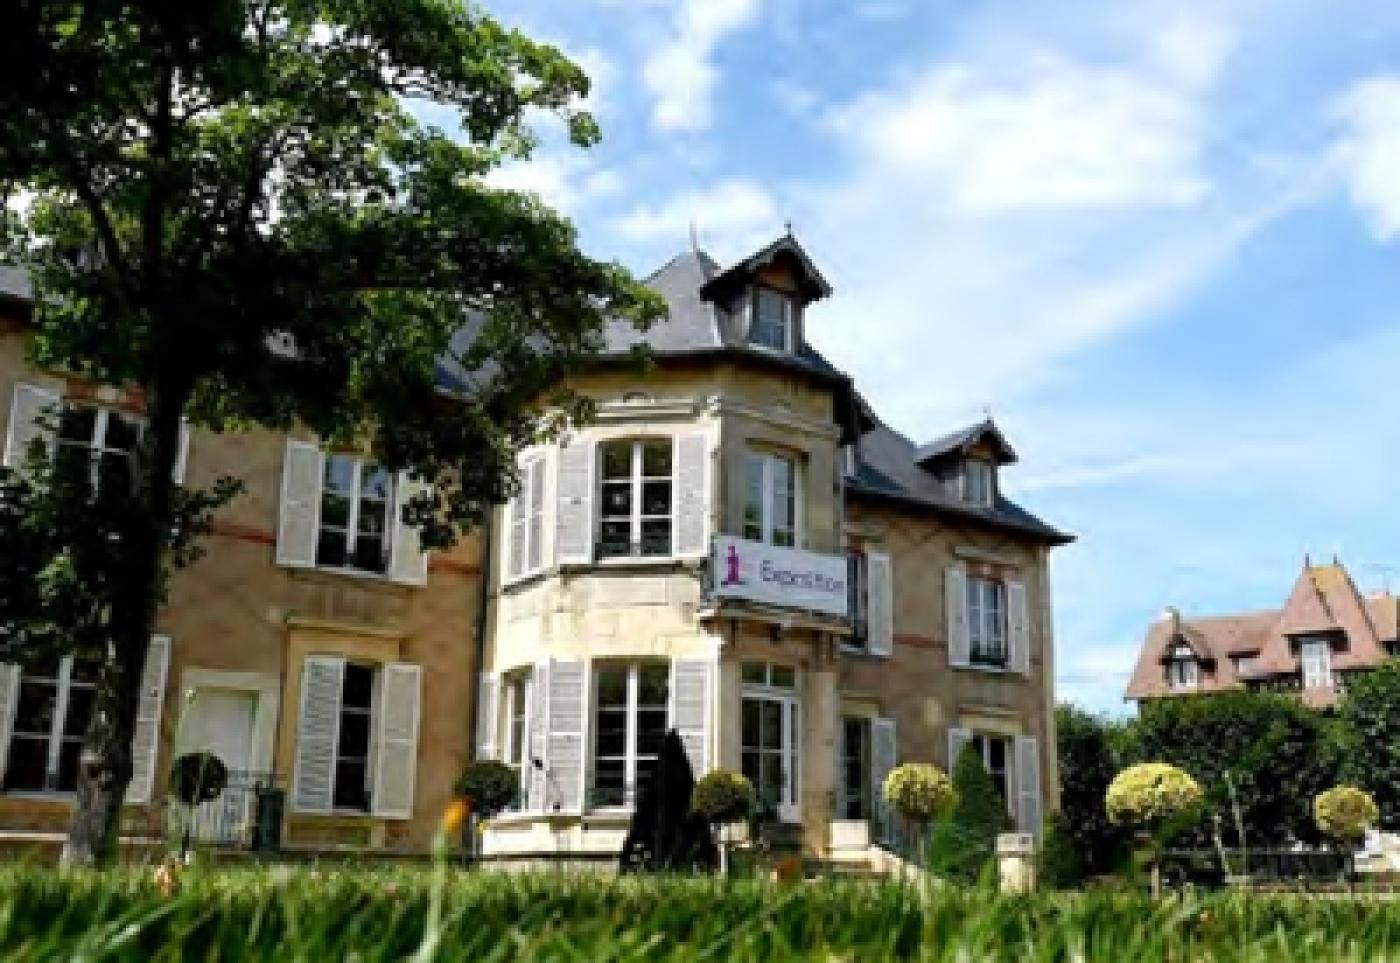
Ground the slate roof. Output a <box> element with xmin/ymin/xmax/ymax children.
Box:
<box><xmin>916</xmin><ymin>419</ymin><xmax>1017</xmax><ymax>466</ymax></box>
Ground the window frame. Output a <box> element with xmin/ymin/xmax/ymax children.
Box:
<box><xmin>316</xmin><ymin>453</ymin><xmax>396</xmax><ymax>577</ymax></box>
<box><xmin>2</xmin><ymin>656</ymin><xmax>97</xmax><ymax>795</ymax></box>
<box><xmin>506</xmin><ymin>454</ymin><xmax>546</xmax><ymax>580</ymax></box>
<box><xmin>970</xmin><ymin>732</ymin><xmax>1013</xmax><ymax>815</ymax></box>
<box><xmin>839</xmin><ymin>716</ymin><xmax>871</xmax><ymax>820</ymax></box>
<box><xmin>331</xmin><ymin>661</ymin><xmax>377</xmax><ymax>813</ymax></box>
<box><xmin>589</xmin><ymin>661</ymin><xmax>670</xmax><ymax>810</ymax></box>
<box><xmin>743</xmin><ymin>449</ymin><xmax>800</xmax><ymax>548</ymax></box>
<box><xmin>741</xmin><ymin>662</ymin><xmax>801</xmax><ymax>822</ymax></box>
<box><xmin>844</xmin><ymin>551</ymin><xmax>870</xmax><ymax>651</ymax></box>
<box><xmin>1300</xmin><ymin>637</ymin><xmax>1333</xmax><ymax>689</ymax></box>
<box><xmin>749</xmin><ymin>285</ymin><xmax>794</xmax><ymax>352</ymax></box>
<box><xmin>501</xmin><ymin>672</ymin><xmax>532</xmax><ymax>811</ymax></box>
<box><xmin>966</xmin><ymin>576</ymin><xmax>1008</xmax><ymax>668</ymax></box>
<box><xmin>55</xmin><ymin>403</ymin><xmax>145</xmax><ymax>495</ymax></box>
<box><xmin>1165</xmin><ymin>643</ymin><xmax>1200</xmax><ymax>690</ymax></box>
<box><xmin>961</xmin><ymin>459</ymin><xmax>996</xmax><ymax>507</ymax></box>
<box><xmin>597</xmin><ymin>438</ymin><xmax>675</xmax><ymax>560</ymax></box>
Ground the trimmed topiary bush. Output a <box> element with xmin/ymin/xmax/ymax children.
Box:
<box><xmin>169</xmin><ymin>752</ymin><xmax>228</xmax><ymax>806</ymax></box>
<box><xmin>1314</xmin><ymin>786</ymin><xmax>1379</xmax><ymax>845</ymax></box>
<box><xmin>1106</xmin><ymin>763</ymin><xmax>1203</xmax><ymax>832</ymax></box>
<box><xmin>883</xmin><ymin>763</ymin><xmax>956</xmax><ymax>825</ymax></box>
<box><xmin>692</xmin><ymin>771</ymin><xmax>755</xmax><ymax>825</ymax></box>
<box><xmin>928</xmin><ymin>745</ymin><xmax>1008</xmax><ymax>884</ymax></box>
<box><xmin>455</xmin><ymin>760</ymin><xmax>518</xmax><ymax>818</ymax></box>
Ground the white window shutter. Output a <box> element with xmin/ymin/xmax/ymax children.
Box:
<box><xmin>1014</xmin><ymin>735</ymin><xmax>1042</xmax><ymax>838</ymax></box>
<box><xmin>0</xmin><ymin>663</ymin><xmax>18</xmax><ymax>786</ymax></box>
<box><xmin>670</xmin><ymin>659</ymin><xmax>712</xmax><ymax>776</ymax></box>
<box><xmin>946</xmin><ymin>564</ymin><xmax>970</xmax><ymax>667</ymax></box>
<box><xmin>526</xmin><ymin>662</ymin><xmax>549</xmax><ymax>811</ymax></box>
<box><xmin>947</xmin><ymin>726</ymin><xmax>972</xmax><ymax>773</ymax></box>
<box><xmin>555</xmin><ymin>440</ymin><xmax>594</xmax><ymax>566</ymax></box>
<box><xmin>871</xmin><ymin>717</ymin><xmax>898</xmax><ymax>844</ymax></box>
<box><xmin>506</xmin><ymin>495</ymin><xmax>526</xmax><ymax>580</ymax></box>
<box><xmin>865</xmin><ymin>551</ymin><xmax>894</xmax><ymax>657</ymax></box>
<box><xmin>3</xmin><ymin>383</ymin><xmax>60</xmax><ymax>469</ymax></box>
<box><xmin>372</xmin><ymin>662</ymin><xmax>422</xmax><ymax>820</ymax></box>
<box><xmin>276</xmin><ymin>440</ymin><xmax>323</xmax><ymax>568</ymax></box>
<box><xmin>125</xmin><ymin>635</ymin><xmax>171</xmax><ymax>804</ymax></box>
<box><xmin>172</xmin><ymin>419</ymin><xmax>191</xmax><ymax>484</ymax></box>
<box><xmin>527</xmin><ymin>457</ymin><xmax>545</xmax><ymax>572</ymax></box>
<box><xmin>389</xmin><ymin>473</ymin><xmax>430</xmax><ymax>586</ymax></box>
<box><xmin>1007</xmin><ymin>579</ymin><xmax>1030</xmax><ymax>675</ymax></box>
<box><xmin>475</xmin><ymin>673</ymin><xmax>498</xmax><ymax>760</ymax></box>
<box><xmin>293</xmin><ymin>655</ymin><xmax>344</xmax><ymax>814</ymax></box>
<box><xmin>672</xmin><ymin>432</ymin><xmax>710</xmax><ymax>558</ymax></box>
<box><xmin>545</xmin><ymin>659</ymin><xmax>586</xmax><ymax>814</ymax></box>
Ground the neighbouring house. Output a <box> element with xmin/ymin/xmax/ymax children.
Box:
<box><xmin>0</xmin><ymin>234</ymin><xmax>1072</xmax><ymax>868</ymax></box>
<box><xmin>1126</xmin><ymin>557</ymin><xmax>1399</xmax><ymax>709</ymax></box>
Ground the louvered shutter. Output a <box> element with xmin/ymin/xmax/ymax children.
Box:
<box><xmin>0</xmin><ymin>664</ymin><xmax>18</xmax><ymax>785</ymax></box>
<box><xmin>125</xmin><ymin>636</ymin><xmax>170</xmax><ymax>804</ymax></box>
<box><xmin>1007</xmin><ymin>580</ymin><xmax>1030</xmax><ymax>675</ymax></box>
<box><xmin>372</xmin><ymin>663</ymin><xmax>422</xmax><ymax>820</ymax></box>
<box><xmin>871</xmin><ymin>717</ymin><xmax>897</xmax><ymax>844</ymax></box>
<box><xmin>865</xmin><ymin>551</ymin><xmax>894</xmax><ymax>657</ymax></box>
<box><xmin>946</xmin><ymin>564</ymin><xmax>970</xmax><ymax>667</ymax></box>
<box><xmin>276</xmin><ymin>440</ymin><xmax>323</xmax><ymax>568</ymax></box>
<box><xmin>475</xmin><ymin>673</ymin><xmax>498</xmax><ymax>759</ymax></box>
<box><xmin>670</xmin><ymin>659</ymin><xmax>712</xmax><ymax>776</ymax></box>
<box><xmin>527</xmin><ymin>662</ymin><xmax>549</xmax><ymax>811</ymax></box>
<box><xmin>172</xmin><ymin>419</ymin><xmax>191</xmax><ymax>484</ymax></box>
<box><xmin>947</xmin><ymin>726</ymin><xmax>972</xmax><ymax>772</ymax></box>
<box><xmin>545</xmin><ymin>659</ymin><xmax>586</xmax><ymax>814</ymax></box>
<box><xmin>555</xmin><ymin>440</ymin><xmax>594</xmax><ymax>565</ymax></box>
<box><xmin>3</xmin><ymin>383</ymin><xmax>60</xmax><ymax>469</ymax></box>
<box><xmin>527</xmin><ymin>457</ymin><xmax>545</xmax><ymax>572</ymax></box>
<box><xmin>672</xmin><ymin>432</ymin><xmax>710</xmax><ymax>558</ymax></box>
<box><xmin>389</xmin><ymin>474</ymin><xmax>430</xmax><ymax>586</ymax></box>
<box><xmin>293</xmin><ymin>656</ymin><xmax>344</xmax><ymax>813</ymax></box>
<box><xmin>1014</xmin><ymin>736</ymin><xmax>1042</xmax><ymax>838</ymax></box>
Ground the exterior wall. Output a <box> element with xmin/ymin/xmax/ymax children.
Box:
<box><xmin>0</xmin><ymin>323</ymin><xmax>482</xmax><ymax>853</ymax></box>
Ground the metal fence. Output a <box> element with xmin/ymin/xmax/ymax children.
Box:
<box><xmin>1159</xmin><ymin>847</ymin><xmax>1352</xmax><ymax>888</ymax></box>
<box><xmin>168</xmin><ymin>770</ymin><xmax>282</xmax><ymax>850</ymax></box>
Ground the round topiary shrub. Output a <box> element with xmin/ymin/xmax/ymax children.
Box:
<box><xmin>883</xmin><ymin>762</ymin><xmax>956</xmax><ymax>824</ymax></box>
<box><xmin>1315</xmin><ymin>786</ymin><xmax>1379</xmax><ymax>844</ymax></box>
<box><xmin>169</xmin><ymin>752</ymin><xmax>228</xmax><ymax>806</ymax></box>
<box><xmin>455</xmin><ymin>760</ymin><xmax>519</xmax><ymax>818</ymax></box>
<box><xmin>1105</xmin><ymin>763</ymin><xmax>1203</xmax><ymax>830</ymax></box>
<box><xmin>692</xmin><ymin>770</ymin><xmax>756</xmax><ymax>825</ymax></box>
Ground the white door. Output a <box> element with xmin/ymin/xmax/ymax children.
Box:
<box><xmin>178</xmin><ymin>688</ymin><xmax>257</xmax><ymax>842</ymax></box>
<box><xmin>741</xmin><ymin>694</ymin><xmax>800</xmax><ymax>822</ymax></box>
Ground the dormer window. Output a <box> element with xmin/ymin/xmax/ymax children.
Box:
<box><xmin>1165</xmin><ymin>643</ymin><xmax>1199</xmax><ymax>690</ymax></box>
<box><xmin>751</xmin><ymin>287</ymin><xmax>794</xmax><ymax>352</ymax></box>
<box><xmin>1300</xmin><ymin>637</ymin><xmax>1333</xmax><ymax>688</ymax></box>
<box><xmin>961</xmin><ymin>459</ymin><xmax>995</xmax><ymax>507</ymax></box>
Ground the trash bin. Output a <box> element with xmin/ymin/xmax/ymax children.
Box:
<box><xmin>251</xmin><ymin>785</ymin><xmax>285</xmax><ymax>853</ymax></box>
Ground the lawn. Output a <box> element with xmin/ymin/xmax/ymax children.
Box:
<box><xmin>1</xmin><ymin>864</ymin><xmax>1399</xmax><ymax>961</ymax></box>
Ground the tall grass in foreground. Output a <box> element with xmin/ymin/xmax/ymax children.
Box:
<box><xmin>0</xmin><ymin>866</ymin><xmax>1398</xmax><ymax>961</ymax></box>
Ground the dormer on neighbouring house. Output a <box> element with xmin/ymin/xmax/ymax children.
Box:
<box><xmin>913</xmin><ymin>420</ymin><xmax>1017</xmax><ymax>509</ymax></box>
<box><xmin>697</xmin><ymin>234</ymin><xmax>832</xmax><ymax>357</ymax></box>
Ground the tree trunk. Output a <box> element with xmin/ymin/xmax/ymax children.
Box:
<box><xmin>62</xmin><ymin>387</ymin><xmax>184</xmax><ymax>866</ymax></box>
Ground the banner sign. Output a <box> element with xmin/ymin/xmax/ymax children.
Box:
<box><xmin>711</xmin><ymin>535</ymin><xmax>850</xmax><ymax>618</ymax></box>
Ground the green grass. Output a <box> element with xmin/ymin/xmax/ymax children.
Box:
<box><xmin>0</xmin><ymin>864</ymin><xmax>1398</xmax><ymax>961</ymax></box>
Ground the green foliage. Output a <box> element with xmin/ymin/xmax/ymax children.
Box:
<box><xmin>882</xmin><ymin>762</ymin><xmax>955</xmax><ymax>825</ymax></box>
<box><xmin>928</xmin><ymin>745</ymin><xmax>1009</xmax><ymax>884</ymax></box>
<box><xmin>619</xmin><ymin>731</ymin><xmax>717</xmax><ymax>873</ymax></box>
<box><xmin>1339</xmin><ymin>660</ymin><xmax>1400</xmax><ymax>825</ymax></box>
<box><xmin>454</xmin><ymin>761</ymin><xmax>517</xmax><ymax>819</ymax></box>
<box><xmin>1124</xmin><ymin>690</ymin><xmax>1341</xmax><ymax>845</ymax></box>
<box><xmin>168</xmin><ymin>752</ymin><xmax>229</xmax><ymax>807</ymax></box>
<box><xmin>692</xmin><ymin>771</ymin><xmax>756</xmax><ymax>825</ymax></box>
<box><xmin>1314</xmin><ymin>786</ymin><xmax>1379</xmax><ymax>844</ymax></box>
<box><xmin>1055</xmin><ymin>705</ymin><xmax>1131</xmax><ymax>877</ymax></box>
<box><xmin>1038</xmin><ymin>811</ymin><xmax>1086</xmax><ymax>889</ymax></box>
<box><xmin>5</xmin><ymin>866</ymin><xmax>1400</xmax><ymax>961</ymax></box>
<box><xmin>1106</xmin><ymin>763</ymin><xmax>1203</xmax><ymax>834</ymax></box>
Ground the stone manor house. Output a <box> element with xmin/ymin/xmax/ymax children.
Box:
<box><xmin>0</xmin><ymin>236</ymin><xmax>1071</xmax><ymax>868</ymax></box>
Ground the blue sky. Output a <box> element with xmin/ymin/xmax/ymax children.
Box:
<box><xmin>463</xmin><ymin>0</ymin><xmax>1400</xmax><ymax>715</ymax></box>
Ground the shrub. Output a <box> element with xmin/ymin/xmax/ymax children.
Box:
<box><xmin>1339</xmin><ymin>661</ymin><xmax>1400</xmax><ymax>825</ymax></box>
<box><xmin>927</xmin><ymin>746</ymin><xmax>1007</xmax><ymax>884</ymax></box>
<box><xmin>619</xmin><ymin>730</ymin><xmax>717</xmax><ymax>873</ymax></box>
<box><xmin>1106</xmin><ymin>763</ymin><xmax>1202</xmax><ymax>832</ymax></box>
<box><xmin>1056</xmin><ymin>705</ymin><xmax>1132</xmax><ymax>875</ymax></box>
<box><xmin>1314</xmin><ymin>786</ymin><xmax>1379</xmax><ymax>845</ymax></box>
<box><xmin>454</xmin><ymin>761</ymin><xmax>518</xmax><ymax>818</ymax></box>
<box><xmin>883</xmin><ymin>763</ymin><xmax>955</xmax><ymax>824</ymax></box>
<box><xmin>169</xmin><ymin>752</ymin><xmax>228</xmax><ymax>806</ymax></box>
<box><xmin>692</xmin><ymin>771</ymin><xmax>755</xmax><ymax>825</ymax></box>
<box><xmin>1038</xmin><ymin>811</ymin><xmax>1086</xmax><ymax>889</ymax></box>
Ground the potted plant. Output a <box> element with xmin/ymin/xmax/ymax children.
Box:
<box><xmin>883</xmin><ymin>762</ymin><xmax>956</xmax><ymax>864</ymax></box>
<box><xmin>692</xmin><ymin>770</ymin><xmax>756</xmax><ymax>875</ymax></box>
<box><xmin>455</xmin><ymin>760</ymin><xmax>519</xmax><ymax>858</ymax></box>
<box><xmin>1105</xmin><ymin>762</ymin><xmax>1203</xmax><ymax>897</ymax></box>
<box><xmin>168</xmin><ymin>751</ymin><xmax>229</xmax><ymax>861</ymax></box>
<box><xmin>1314</xmin><ymin>785</ymin><xmax>1379</xmax><ymax>886</ymax></box>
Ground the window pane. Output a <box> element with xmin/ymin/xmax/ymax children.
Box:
<box><xmin>324</xmin><ymin>455</ymin><xmax>355</xmax><ymax>495</ymax></box>
<box><xmin>761</xmin><ymin>753</ymin><xmax>784</xmax><ymax>803</ymax></box>
<box><xmin>357</xmin><ymin>499</ymin><xmax>388</xmax><ymax>536</ymax></box>
<box><xmin>742</xmin><ymin>699</ymin><xmax>760</xmax><ymax>746</ymax></box>
<box><xmin>595</xmin><ymin>710</ymin><xmax>627</xmax><ymax>757</ymax></box>
<box><xmin>641</xmin><ymin>480</ymin><xmax>672</xmax><ymax>517</ymax></box>
<box><xmin>599</xmin><ymin>520</ymin><xmax>631</xmax><ymax>557</ymax></box>
<box><xmin>741</xmin><ymin>663</ymin><xmax>766</xmax><ymax>686</ymax></box>
<box><xmin>642</xmin><ymin>442</ymin><xmax>672</xmax><ymax>477</ymax></box>
<box><xmin>59</xmin><ymin>407</ymin><xmax>96</xmax><ymax>445</ymax></box>
<box><xmin>62</xmin><ymin>687</ymin><xmax>94</xmax><ymax>738</ymax></box>
<box><xmin>752</xmin><ymin>289</ymin><xmax>790</xmax><ymax>350</ymax></box>
<box><xmin>770</xmin><ymin>665</ymin><xmax>795</xmax><ymax>690</ymax></box>
<box><xmin>595</xmin><ymin>668</ymin><xmax>628</xmax><ymax>708</ymax></box>
<box><xmin>321</xmin><ymin>493</ymin><xmax>350</xmax><ymax>529</ymax></box>
<box><xmin>342</xmin><ymin>664</ymin><xmax>375</xmax><ymax>709</ymax></box>
<box><xmin>601</xmin><ymin>442</ymin><xmax>632</xmax><ymax>480</ymax></box>
<box><xmin>333</xmin><ymin>760</ymin><xmax>370</xmax><ymax>810</ymax></box>
<box><xmin>741</xmin><ymin>750</ymin><xmax>760</xmax><ymax>786</ymax></box>
<box><xmin>593</xmin><ymin>759</ymin><xmax>626</xmax><ymax>797</ymax></box>
<box><xmin>601</xmin><ymin>482</ymin><xmax>632</xmax><ymax>517</ymax></box>
<box><xmin>639</xmin><ymin>519</ymin><xmax>671</xmax><ymax>557</ymax></box>
<box><xmin>2</xmin><ymin>736</ymin><xmax>50</xmax><ymax>791</ymax></box>
<box><xmin>761</xmin><ymin>701</ymin><xmax>782</xmax><ymax>748</ymax></box>
<box><xmin>352</xmin><ymin>535</ymin><xmax>387</xmax><ymax>573</ymax></box>
<box><xmin>97</xmin><ymin>451</ymin><xmax>132</xmax><ymax>496</ymax></box>
<box><xmin>316</xmin><ymin>530</ymin><xmax>348</xmax><ymax>568</ymax></box>
<box><xmin>637</xmin><ymin>665</ymin><xmax>670</xmax><ymax>708</ymax></box>
<box><xmin>103</xmin><ymin>412</ymin><xmax>141</xmax><ymax>452</ymax></box>
<box><xmin>361</xmin><ymin>466</ymin><xmax>392</xmax><ymax>501</ymax></box>
<box><xmin>13</xmin><ymin>679</ymin><xmax>59</xmax><ymax>736</ymax></box>
<box><xmin>636</xmin><ymin>709</ymin><xmax>668</xmax><ymax>757</ymax></box>
<box><xmin>338</xmin><ymin>711</ymin><xmax>371</xmax><ymax>757</ymax></box>
<box><xmin>55</xmin><ymin>740</ymin><xmax>83</xmax><ymax>792</ymax></box>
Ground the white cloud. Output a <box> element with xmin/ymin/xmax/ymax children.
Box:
<box><xmin>484</xmin><ymin>154</ymin><xmax>622</xmax><ymax>215</ymax></box>
<box><xmin>1334</xmin><ymin>75</ymin><xmax>1400</xmax><ymax>241</ymax></box>
<box><xmin>642</xmin><ymin>0</ymin><xmax>761</xmax><ymax>133</ymax></box>
<box><xmin>612</xmin><ymin>178</ymin><xmax>779</xmax><ymax>255</ymax></box>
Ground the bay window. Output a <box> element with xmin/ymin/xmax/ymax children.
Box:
<box><xmin>2</xmin><ymin>656</ymin><xmax>97</xmax><ymax>793</ymax></box>
<box><xmin>967</xmin><ymin>576</ymin><xmax>1008</xmax><ymax>668</ymax></box>
<box><xmin>591</xmin><ymin>662</ymin><xmax>669</xmax><ymax>808</ymax></box>
<box><xmin>743</xmin><ymin>450</ymin><xmax>797</xmax><ymax>547</ymax></box>
<box><xmin>598</xmin><ymin>439</ymin><xmax>673</xmax><ymax>559</ymax></box>
<box><xmin>317</xmin><ymin>454</ymin><xmax>394</xmax><ymax>575</ymax></box>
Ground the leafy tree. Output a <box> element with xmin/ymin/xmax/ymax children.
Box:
<box><xmin>1056</xmin><ymin>705</ymin><xmax>1131</xmax><ymax>876</ymax></box>
<box><xmin>928</xmin><ymin>744</ymin><xmax>1008</xmax><ymax>883</ymax></box>
<box><xmin>0</xmin><ymin>0</ymin><xmax>660</xmax><ymax>864</ymax></box>
<box><xmin>1124</xmin><ymin>691</ymin><xmax>1341</xmax><ymax>845</ymax></box>
<box><xmin>1339</xmin><ymin>661</ymin><xmax>1400</xmax><ymax>825</ymax></box>
<box><xmin>619</xmin><ymin>730</ymin><xmax>717</xmax><ymax>874</ymax></box>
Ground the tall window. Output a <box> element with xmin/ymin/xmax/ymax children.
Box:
<box><xmin>741</xmin><ymin>662</ymin><xmax>799</xmax><ymax>821</ymax></box>
<box><xmin>598</xmin><ymin>439</ymin><xmax>673</xmax><ymax>559</ymax></box>
<box><xmin>970</xmin><ymin>733</ymin><xmax>1011</xmax><ymax>812</ymax></box>
<box><xmin>839</xmin><ymin>717</ymin><xmax>870</xmax><ymax>820</ymax></box>
<box><xmin>743</xmin><ymin>450</ymin><xmax>797</xmax><ymax>547</ymax></box>
<box><xmin>56</xmin><ymin>405</ymin><xmax>143</xmax><ymax>497</ymax></box>
<box><xmin>508</xmin><ymin>456</ymin><xmax>545</xmax><ymax>578</ymax></box>
<box><xmin>1300</xmin><ymin>638</ymin><xmax>1333</xmax><ymax>689</ymax></box>
<box><xmin>750</xmin><ymin>287</ymin><xmax>793</xmax><ymax>351</ymax></box>
<box><xmin>591</xmin><ymin>663</ymin><xmax>669</xmax><ymax>808</ymax></box>
<box><xmin>3</xmin><ymin>657</ymin><xmax>98</xmax><ymax>793</ymax></box>
<box><xmin>332</xmin><ymin>662</ymin><xmax>375</xmax><ymax>811</ymax></box>
<box><xmin>1165</xmin><ymin>643</ymin><xmax>1200</xmax><ymax>690</ymax></box>
<box><xmin>317</xmin><ymin>454</ymin><xmax>393</xmax><ymax>575</ymax></box>
<box><xmin>967</xmin><ymin>577</ymin><xmax>1007</xmax><ymax>667</ymax></box>
<box><xmin>961</xmin><ymin>460</ymin><xmax>995</xmax><ymax>506</ymax></box>
<box><xmin>502</xmin><ymin>673</ymin><xmax>531</xmax><ymax>810</ymax></box>
<box><xmin>846</xmin><ymin>552</ymin><xmax>870</xmax><ymax>649</ymax></box>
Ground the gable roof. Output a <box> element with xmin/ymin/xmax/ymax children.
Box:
<box><xmin>698</xmin><ymin>234</ymin><xmax>832</xmax><ymax>302</ymax></box>
<box><xmin>916</xmin><ymin>419</ymin><xmax>1018</xmax><ymax>467</ymax></box>
<box><xmin>1254</xmin><ymin>561</ymin><xmax>1387</xmax><ymax>674</ymax></box>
